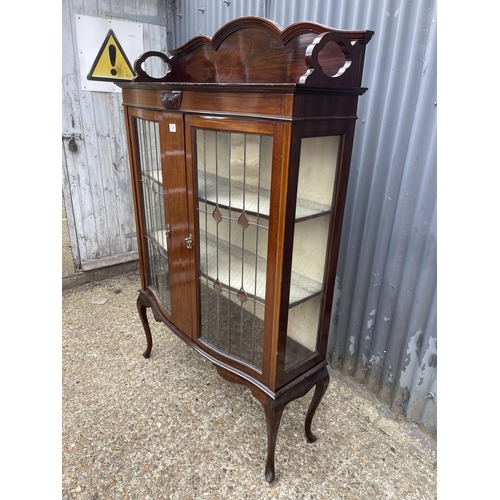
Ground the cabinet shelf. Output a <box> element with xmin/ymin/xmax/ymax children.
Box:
<box><xmin>198</xmin><ymin>172</ymin><xmax>331</xmax><ymax>222</ymax></box>
<box><xmin>142</xmin><ymin>170</ymin><xmax>331</xmax><ymax>222</ymax></box>
<box><xmin>150</xmin><ymin>229</ymin><xmax>321</xmax><ymax>307</ymax></box>
<box><xmin>198</xmin><ymin>230</ymin><xmax>322</xmax><ymax>308</ymax></box>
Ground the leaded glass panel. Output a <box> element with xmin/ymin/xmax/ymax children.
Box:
<box><xmin>195</xmin><ymin>130</ymin><xmax>273</xmax><ymax>371</ymax></box>
<box><xmin>135</xmin><ymin>118</ymin><xmax>171</xmax><ymax>312</ymax></box>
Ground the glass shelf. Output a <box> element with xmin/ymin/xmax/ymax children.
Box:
<box><xmin>138</xmin><ymin>170</ymin><xmax>332</xmax><ymax>223</ymax></box>
<box><xmin>148</xmin><ymin>229</ymin><xmax>322</xmax><ymax>308</ymax></box>
<box><xmin>198</xmin><ymin>172</ymin><xmax>331</xmax><ymax>222</ymax></box>
<box><xmin>198</xmin><ymin>230</ymin><xmax>322</xmax><ymax>308</ymax></box>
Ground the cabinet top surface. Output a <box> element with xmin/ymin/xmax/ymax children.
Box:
<box><xmin>118</xmin><ymin>17</ymin><xmax>373</xmax><ymax>91</ymax></box>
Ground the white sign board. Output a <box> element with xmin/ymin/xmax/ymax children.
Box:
<box><xmin>75</xmin><ymin>15</ymin><xmax>143</xmax><ymax>92</ymax></box>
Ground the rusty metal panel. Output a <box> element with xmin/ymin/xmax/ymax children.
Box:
<box><xmin>172</xmin><ymin>0</ymin><xmax>438</xmax><ymax>431</ymax></box>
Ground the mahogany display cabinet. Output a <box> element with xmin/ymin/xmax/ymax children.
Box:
<box><xmin>118</xmin><ymin>17</ymin><xmax>373</xmax><ymax>482</ymax></box>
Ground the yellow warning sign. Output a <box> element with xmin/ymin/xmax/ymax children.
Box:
<box><xmin>87</xmin><ymin>30</ymin><xmax>135</xmax><ymax>82</ymax></box>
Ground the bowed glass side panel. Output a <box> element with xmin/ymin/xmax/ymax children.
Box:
<box><xmin>284</xmin><ymin>136</ymin><xmax>340</xmax><ymax>372</ymax></box>
<box><xmin>195</xmin><ymin>130</ymin><xmax>273</xmax><ymax>372</ymax></box>
<box><xmin>134</xmin><ymin>118</ymin><xmax>171</xmax><ymax>312</ymax></box>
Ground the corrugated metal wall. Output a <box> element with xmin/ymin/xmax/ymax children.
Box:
<box><xmin>172</xmin><ymin>0</ymin><xmax>437</xmax><ymax>430</ymax></box>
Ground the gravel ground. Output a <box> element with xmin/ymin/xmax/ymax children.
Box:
<box><xmin>62</xmin><ymin>271</ymin><xmax>437</xmax><ymax>499</ymax></box>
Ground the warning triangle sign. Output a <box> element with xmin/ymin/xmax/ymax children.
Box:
<box><xmin>87</xmin><ymin>29</ymin><xmax>135</xmax><ymax>82</ymax></box>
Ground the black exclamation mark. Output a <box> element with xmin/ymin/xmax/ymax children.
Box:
<box><xmin>109</xmin><ymin>44</ymin><xmax>117</xmax><ymax>76</ymax></box>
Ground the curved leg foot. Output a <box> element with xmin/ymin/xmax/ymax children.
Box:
<box><xmin>264</xmin><ymin>397</ymin><xmax>285</xmax><ymax>482</ymax></box>
<box><xmin>137</xmin><ymin>293</ymin><xmax>153</xmax><ymax>358</ymax></box>
<box><xmin>305</xmin><ymin>367</ymin><xmax>329</xmax><ymax>443</ymax></box>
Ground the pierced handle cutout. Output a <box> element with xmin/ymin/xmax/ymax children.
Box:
<box><xmin>133</xmin><ymin>51</ymin><xmax>172</xmax><ymax>82</ymax></box>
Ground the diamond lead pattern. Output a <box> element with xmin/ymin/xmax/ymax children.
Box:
<box><xmin>213</xmin><ymin>279</ymin><xmax>222</xmax><ymax>293</ymax></box>
<box><xmin>237</xmin><ymin>287</ymin><xmax>248</xmax><ymax>303</ymax></box>
<box><xmin>212</xmin><ymin>206</ymin><xmax>223</xmax><ymax>223</ymax></box>
<box><xmin>238</xmin><ymin>211</ymin><xmax>249</xmax><ymax>229</ymax></box>
<box><xmin>195</xmin><ymin>130</ymin><xmax>273</xmax><ymax>370</ymax></box>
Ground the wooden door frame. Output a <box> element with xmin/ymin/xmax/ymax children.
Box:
<box><xmin>184</xmin><ymin>113</ymin><xmax>287</xmax><ymax>388</ymax></box>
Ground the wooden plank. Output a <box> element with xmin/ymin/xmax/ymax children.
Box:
<box><xmin>63</xmin><ymin>0</ymin><xmax>99</xmax><ymax>264</ymax></box>
<box><xmin>62</xmin><ymin>0</ymin><xmax>167</xmax><ymax>269</ymax></box>
<box><xmin>148</xmin><ymin>1</ymin><xmax>168</xmax><ymax>76</ymax></box>
<box><xmin>93</xmin><ymin>91</ymin><xmax>123</xmax><ymax>255</ymax></box>
<box><xmin>117</xmin><ymin>94</ymin><xmax>138</xmax><ymax>254</ymax></box>
<box><xmin>62</xmin><ymin>0</ymin><xmax>83</xmax><ymax>269</ymax></box>
<box><xmin>109</xmin><ymin>91</ymin><xmax>137</xmax><ymax>254</ymax></box>
<box><xmin>72</xmin><ymin>0</ymin><xmax>103</xmax><ymax>262</ymax></box>
<box><xmin>83</xmin><ymin>0</ymin><xmax>98</xmax><ymax>17</ymax></box>
<box><xmin>61</xmin><ymin>144</ymin><xmax>81</xmax><ymax>268</ymax></box>
<box><xmin>81</xmin><ymin>250</ymin><xmax>139</xmax><ymax>271</ymax></box>
<box><xmin>112</xmin><ymin>0</ymin><xmax>138</xmax><ymax>255</ymax></box>
<box><xmin>97</xmin><ymin>0</ymin><xmax>113</xmax><ymax>17</ymax></box>
<box><xmin>109</xmin><ymin>0</ymin><xmax>125</xmax><ymax>15</ymax></box>
<box><xmin>79</xmin><ymin>1</ymin><xmax>114</xmax><ymax>260</ymax></box>
<box><xmin>137</xmin><ymin>0</ymin><xmax>150</xmax><ymax>54</ymax></box>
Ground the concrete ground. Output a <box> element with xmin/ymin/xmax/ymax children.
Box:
<box><xmin>62</xmin><ymin>271</ymin><xmax>437</xmax><ymax>500</ymax></box>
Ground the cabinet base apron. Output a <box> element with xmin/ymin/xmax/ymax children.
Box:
<box><xmin>136</xmin><ymin>288</ymin><xmax>330</xmax><ymax>482</ymax></box>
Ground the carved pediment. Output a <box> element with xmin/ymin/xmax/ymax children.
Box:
<box><xmin>132</xmin><ymin>17</ymin><xmax>373</xmax><ymax>89</ymax></box>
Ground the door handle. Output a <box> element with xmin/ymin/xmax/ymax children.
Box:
<box><xmin>185</xmin><ymin>234</ymin><xmax>193</xmax><ymax>249</ymax></box>
<box><xmin>165</xmin><ymin>224</ymin><xmax>171</xmax><ymax>239</ymax></box>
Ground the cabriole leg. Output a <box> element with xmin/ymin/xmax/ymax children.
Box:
<box><xmin>137</xmin><ymin>293</ymin><xmax>153</xmax><ymax>358</ymax></box>
<box><xmin>263</xmin><ymin>397</ymin><xmax>285</xmax><ymax>483</ymax></box>
<box><xmin>304</xmin><ymin>366</ymin><xmax>330</xmax><ymax>443</ymax></box>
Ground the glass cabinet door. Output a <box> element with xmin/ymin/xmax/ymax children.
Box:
<box><xmin>284</xmin><ymin>135</ymin><xmax>341</xmax><ymax>372</ymax></box>
<box><xmin>134</xmin><ymin>116</ymin><xmax>172</xmax><ymax>313</ymax></box>
<box><xmin>194</xmin><ymin>128</ymin><xmax>273</xmax><ymax>372</ymax></box>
